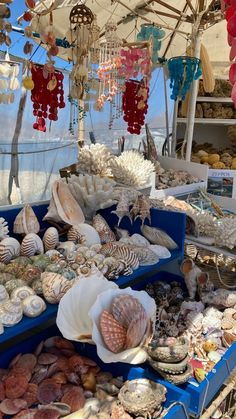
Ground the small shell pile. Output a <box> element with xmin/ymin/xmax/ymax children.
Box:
<box><xmin>155</xmin><ymin>165</ymin><xmax>200</xmax><ymax>189</ymax></box>
<box><xmin>0</xmin><ymin>336</ymin><xmax>167</xmax><ymax>418</ymax></box>
<box><xmin>99</xmin><ymin>294</ymin><xmax>149</xmax><ymax>353</ymax></box>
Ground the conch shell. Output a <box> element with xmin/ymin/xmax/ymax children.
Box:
<box><xmin>0</xmin><ymin>237</ymin><xmax>20</xmax><ymax>263</ymax></box>
<box><xmin>13</xmin><ymin>205</ymin><xmax>40</xmax><ymax>235</ymax></box>
<box><xmin>43</xmin><ymin>180</ymin><xmax>85</xmax><ymax>225</ymax></box>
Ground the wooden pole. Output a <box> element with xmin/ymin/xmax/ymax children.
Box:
<box><xmin>78</xmin><ymin>99</ymin><xmax>85</xmax><ymax>149</ymax></box>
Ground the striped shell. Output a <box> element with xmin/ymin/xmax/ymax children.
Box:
<box><xmin>141</xmin><ymin>224</ymin><xmax>178</xmax><ymax>250</ymax></box>
<box><xmin>100</xmin><ymin>310</ymin><xmax>126</xmax><ymax>353</ymax></box>
<box><xmin>20</xmin><ymin>234</ymin><xmax>44</xmax><ymax>257</ymax></box>
<box><xmin>111</xmin><ymin>294</ymin><xmax>146</xmax><ymax>329</ymax></box>
<box><xmin>41</xmin><ymin>272</ymin><xmax>73</xmax><ymax>304</ymax></box>
<box><xmin>126</xmin><ymin>311</ymin><xmax>148</xmax><ymax>349</ymax></box>
<box><xmin>13</xmin><ymin>205</ymin><xmax>40</xmax><ymax>235</ymax></box>
<box><xmin>92</xmin><ymin>214</ymin><xmax>116</xmax><ymax>244</ymax></box>
<box><xmin>11</xmin><ymin>285</ymin><xmax>35</xmax><ymax>301</ymax></box>
<box><xmin>100</xmin><ymin>243</ymin><xmax>139</xmax><ymax>270</ymax></box>
<box><xmin>0</xmin><ymin>237</ymin><xmax>20</xmax><ymax>263</ymax></box>
<box><xmin>22</xmin><ymin>295</ymin><xmax>46</xmax><ymax>317</ymax></box>
<box><xmin>43</xmin><ymin>227</ymin><xmax>59</xmax><ymax>251</ymax></box>
<box><xmin>67</xmin><ymin>226</ymin><xmax>86</xmax><ymax>244</ymax></box>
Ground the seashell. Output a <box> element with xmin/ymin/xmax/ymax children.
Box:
<box><xmin>56</xmin><ymin>275</ymin><xmax>118</xmax><ymax>342</ymax></box>
<box><xmin>77</xmin><ymin>264</ymin><xmax>92</xmax><ymax>277</ymax></box>
<box><xmin>11</xmin><ymin>285</ymin><xmax>35</xmax><ymax>300</ymax></box>
<box><xmin>92</xmin><ymin>254</ymin><xmax>105</xmax><ymax>264</ymax></box>
<box><xmin>0</xmin><ymin>272</ymin><xmax>14</xmax><ymax>286</ymax></box>
<box><xmin>41</xmin><ymin>272</ymin><xmax>74</xmax><ymax>304</ymax></box>
<box><xmin>202</xmin><ymin>340</ymin><xmax>218</xmax><ymax>353</ymax></box>
<box><xmin>5</xmin><ymin>279</ymin><xmax>27</xmax><ymax>294</ymax></box>
<box><xmin>21</xmin><ymin>233</ymin><xmax>44</xmax><ymax>257</ymax></box>
<box><xmin>43</xmin><ymin>180</ymin><xmax>85</xmax><ymax>225</ymax></box>
<box><xmin>0</xmin><ymin>297</ymin><xmax>23</xmax><ymax>326</ymax></box>
<box><xmin>69</xmin><ymin>224</ymin><xmax>101</xmax><ymax>247</ymax></box>
<box><xmin>126</xmin><ymin>311</ymin><xmax>148</xmax><ymax>349</ymax></box>
<box><xmin>31</xmin><ymin>278</ymin><xmax>43</xmax><ymax>295</ymax></box>
<box><xmin>100</xmin><ymin>243</ymin><xmax>139</xmax><ymax>270</ymax></box>
<box><xmin>0</xmin><ymin>217</ymin><xmax>9</xmax><ymax>240</ymax></box>
<box><xmin>149</xmin><ymin>245</ymin><xmax>171</xmax><ymax>259</ymax></box>
<box><xmin>43</xmin><ymin>227</ymin><xmax>59</xmax><ymax>251</ymax></box>
<box><xmin>90</xmin><ymin>244</ymin><xmax>102</xmax><ymax>253</ymax></box>
<box><xmin>111</xmin><ymin>294</ymin><xmax>146</xmax><ymax>328</ymax></box>
<box><xmin>67</xmin><ymin>225</ymin><xmax>86</xmax><ymax>244</ymax></box>
<box><xmin>38</xmin><ymin>402</ymin><xmax>71</xmax><ymax>416</ymax></box>
<box><xmin>129</xmin><ymin>246</ymin><xmax>159</xmax><ymax>266</ymax></box>
<box><xmin>61</xmin><ymin>387</ymin><xmax>86</xmax><ymax>412</ymax></box>
<box><xmin>5</xmin><ymin>374</ymin><xmax>28</xmax><ymax>398</ymax></box>
<box><xmin>84</xmin><ymin>249</ymin><xmax>97</xmax><ymax>259</ymax></box>
<box><xmin>31</xmin><ymin>254</ymin><xmax>50</xmax><ymax>270</ymax></box>
<box><xmin>0</xmin><ymin>237</ymin><xmax>20</xmax><ymax>263</ymax></box>
<box><xmin>222</xmin><ymin>331</ymin><xmax>236</xmax><ymax>348</ymax></box>
<box><xmin>22</xmin><ymin>265</ymin><xmax>42</xmax><ymax>285</ymax></box>
<box><xmin>0</xmin><ymin>399</ymin><xmax>27</xmax><ymax>415</ymax></box>
<box><xmin>0</xmin><ymin>284</ymin><xmax>9</xmax><ymax>303</ymax></box>
<box><xmin>37</xmin><ymin>380</ymin><xmax>62</xmax><ymax>404</ymax></box>
<box><xmin>74</xmin><ymin>254</ymin><xmax>86</xmax><ymax>265</ymax></box>
<box><xmin>13</xmin><ymin>205</ymin><xmax>40</xmax><ymax>235</ymax></box>
<box><xmin>131</xmin><ymin>195</ymin><xmax>151</xmax><ymax>224</ymax></box>
<box><xmin>221</xmin><ymin>317</ymin><xmax>236</xmax><ymax>330</ymax></box>
<box><xmin>4</xmin><ymin>262</ymin><xmax>25</xmax><ymax>278</ymax></box>
<box><xmin>100</xmin><ymin>310</ymin><xmax>126</xmax><ymax>353</ymax></box>
<box><xmin>118</xmin><ymin>379</ymin><xmax>166</xmax><ymax>416</ymax></box>
<box><xmin>141</xmin><ymin>224</ymin><xmax>178</xmax><ymax>250</ymax></box>
<box><xmin>147</xmin><ymin>337</ymin><xmax>188</xmax><ymax>363</ymax></box>
<box><xmin>57</xmin><ymin>241</ymin><xmax>76</xmax><ymax>258</ymax></box>
<box><xmin>76</xmin><ymin>245</ymin><xmax>89</xmax><ymax>255</ymax></box>
<box><xmin>22</xmin><ymin>295</ymin><xmax>46</xmax><ymax>317</ymax></box>
<box><xmin>92</xmin><ymin>214</ymin><xmax>116</xmax><ymax>244</ymax></box>
<box><xmin>181</xmin><ymin>259</ymin><xmax>201</xmax><ymax>300</ymax></box>
<box><xmin>111</xmin><ymin>192</ymin><xmax>132</xmax><ymax>226</ymax></box>
<box><xmin>14</xmin><ymin>256</ymin><xmax>32</xmax><ymax>266</ymax></box>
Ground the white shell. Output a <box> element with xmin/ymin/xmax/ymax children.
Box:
<box><xmin>90</xmin><ymin>244</ymin><xmax>102</xmax><ymax>253</ymax></box>
<box><xmin>41</xmin><ymin>272</ymin><xmax>74</xmax><ymax>304</ymax></box>
<box><xmin>20</xmin><ymin>233</ymin><xmax>44</xmax><ymax>257</ymax></box>
<box><xmin>0</xmin><ymin>297</ymin><xmax>23</xmax><ymax>326</ymax></box>
<box><xmin>22</xmin><ymin>295</ymin><xmax>46</xmax><ymax>317</ymax></box>
<box><xmin>43</xmin><ymin>180</ymin><xmax>85</xmax><ymax>225</ymax></box>
<box><xmin>43</xmin><ymin>227</ymin><xmax>59</xmax><ymax>251</ymax></box>
<box><xmin>71</xmin><ymin>224</ymin><xmax>101</xmax><ymax>246</ymax></box>
<box><xmin>57</xmin><ymin>241</ymin><xmax>76</xmax><ymax>258</ymax></box>
<box><xmin>11</xmin><ymin>286</ymin><xmax>35</xmax><ymax>301</ymax></box>
<box><xmin>9</xmin><ymin>77</ymin><xmax>20</xmax><ymax>90</ymax></box>
<box><xmin>89</xmin><ymin>287</ymin><xmax>156</xmax><ymax>364</ymax></box>
<box><xmin>56</xmin><ymin>273</ymin><xmax>118</xmax><ymax>342</ymax></box>
<box><xmin>149</xmin><ymin>245</ymin><xmax>171</xmax><ymax>259</ymax></box>
<box><xmin>0</xmin><ymin>217</ymin><xmax>9</xmax><ymax>240</ymax></box>
<box><xmin>0</xmin><ymin>285</ymin><xmax>9</xmax><ymax>303</ymax></box>
<box><xmin>0</xmin><ymin>321</ymin><xmax>3</xmax><ymax>335</ymax></box>
<box><xmin>13</xmin><ymin>205</ymin><xmax>40</xmax><ymax>235</ymax></box>
<box><xmin>0</xmin><ymin>237</ymin><xmax>20</xmax><ymax>263</ymax></box>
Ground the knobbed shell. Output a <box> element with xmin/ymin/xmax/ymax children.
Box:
<box><xmin>42</xmin><ymin>272</ymin><xmax>74</xmax><ymax>304</ymax></box>
<box><xmin>0</xmin><ymin>237</ymin><xmax>20</xmax><ymax>263</ymax></box>
<box><xmin>13</xmin><ymin>205</ymin><xmax>40</xmax><ymax>235</ymax></box>
<box><xmin>22</xmin><ymin>295</ymin><xmax>46</xmax><ymax>317</ymax></box>
<box><xmin>43</xmin><ymin>227</ymin><xmax>59</xmax><ymax>251</ymax></box>
<box><xmin>21</xmin><ymin>233</ymin><xmax>44</xmax><ymax>257</ymax></box>
<box><xmin>11</xmin><ymin>285</ymin><xmax>35</xmax><ymax>301</ymax></box>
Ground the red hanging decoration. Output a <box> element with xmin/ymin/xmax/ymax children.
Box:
<box><xmin>122</xmin><ymin>80</ymin><xmax>149</xmax><ymax>135</ymax></box>
<box><xmin>30</xmin><ymin>64</ymin><xmax>65</xmax><ymax>132</ymax></box>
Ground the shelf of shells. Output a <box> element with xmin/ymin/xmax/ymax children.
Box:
<box><xmin>0</xmin><ymin>177</ymin><xmax>185</xmax><ymax>343</ymax></box>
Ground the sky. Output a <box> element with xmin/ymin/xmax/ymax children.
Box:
<box><xmin>0</xmin><ymin>1</ymin><xmax>174</xmax><ymax>144</ymax></box>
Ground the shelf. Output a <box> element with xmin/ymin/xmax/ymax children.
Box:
<box><xmin>185</xmin><ymin>236</ymin><xmax>236</xmax><ymax>260</ymax></box>
<box><xmin>177</xmin><ymin>118</ymin><xmax>236</xmax><ymax>125</ymax></box>
<box><xmin>196</xmin><ymin>97</ymin><xmax>233</xmax><ymax>103</ymax></box>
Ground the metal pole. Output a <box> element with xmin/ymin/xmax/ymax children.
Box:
<box><xmin>163</xmin><ymin>64</ymin><xmax>170</xmax><ymax>156</ymax></box>
<box><xmin>184</xmin><ymin>29</ymin><xmax>203</xmax><ymax>161</ymax></box>
<box><xmin>171</xmin><ymin>98</ymin><xmax>179</xmax><ymax>157</ymax></box>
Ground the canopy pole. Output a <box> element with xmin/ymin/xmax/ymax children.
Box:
<box><xmin>184</xmin><ymin>28</ymin><xmax>203</xmax><ymax>161</ymax></box>
<box><xmin>163</xmin><ymin>64</ymin><xmax>170</xmax><ymax>156</ymax></box>
<box><xmin>78</xmin><ymin>99</ymin><xmax>85</xmax><ymax>149</ymax></box>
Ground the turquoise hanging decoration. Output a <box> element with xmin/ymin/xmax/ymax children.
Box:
<box><xmin>137</xmin><ymin>24</ymin><xmax>165</xmax><ymax>64</ymax></box>
<box><xmin>167</xmin><ymin>56</ymin><xmax>202</xmax><ymax>101</ymax></box>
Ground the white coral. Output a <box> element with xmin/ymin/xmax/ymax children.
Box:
<box><xmin>77</xmin><ymin>143</ymin><xmax>113</xmax><ymax>177</ymax></box>
<box><xmin>66</xmin><ymin>174</ymin><xmax>117</xmax><ymax>220</ymax></box>
<box><xmin>110</xmin><ymin>151</ymin><xmax>155</xmax><ymax>187</ymax></box>
<box><xmin>214</xmin><ymin>217</ymin><xmax>236</xmax><ymax>249</ymax></box>
<box><xmin>0</xmin><ymin>218</ymin><xmax>9</xmax><ymax>241</ymax></box>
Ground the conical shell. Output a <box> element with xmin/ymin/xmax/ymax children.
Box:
<box><xmin>43</xmin><ymin>180</ymin><xmax>85</xmax><ymax>226</ymax></box>
<box><xmin>141</xmin><ymin>224</ymin><xmax>178</xmax><ymax>250</ymax></box>
<box><xmin>111</xmin><ymin>294</ymin><xmax>146</xmax><ymax>328</ymax></box>
<box><xmin>0</xmin><ymin>237</ymin><xmax>20</xmax><ymax>263</ymax></box>
<box><xmin>22</xmin><ymin>295</ymin><xmax>46</xmax><ymax>317</ymax></box>
<box><xmin>100</xmin><ymin>310</ymin><xmax>126</xmax><ymax>353</ymax></box>
<box><xmin>41</xmin><ymin>272</ymin><xmax>73</xmax><ymax>304</ymax></box>
<box><xmin>126</xmin><ymin>311</ymin><xmax>148</xmax><ymax>349</ymax></box>
<box><xmin>13</xmin><ymin>205</ymin><xmax>40</xmax><ymax>235</ymax></box>
<box><xmin>43</xmin><ymin>227</ymin><xmax>59</xmax><ymax>251</ymax></box>
<box><xmin>20</xmin><ymin>233</ymin><xmax>44</xmax><ymax>257</ymax></box>
<box><xmin>92</xmin><ymin>214</ymin><xmax>116</xmax><ymax>244</ymax></box>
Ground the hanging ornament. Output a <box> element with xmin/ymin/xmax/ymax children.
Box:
<box><xmin>0</xmin><ymin>0</ymin><xmax>12</xmax><ymax>47</ymax></box>
<box><xmin>30</xmin><ymin>63</ymin><xmax>65</xmax><ymax>132</ymax></box>
<box><xmin>69</xmin><ymin>3</ymin><xmax>94</xmax><ymax>26</ymax></box>
<box><xmin>23</xmin><ymin>41</ymin><xmax>34</xmax><ymax>55</ymax></box>
<box><xmin>119</xmin><ymin>47</ymin><xmax>151</xmax><ymax>80</ymax></box>
<box><xmin>137</xmin><ymin>24</ymin><xmax>165</xmax><ymax>64</ymax></box>
<box><xmin>167</xmin><ymin>56</ymin><xmax>202</xmax><ymax>101</ymax></box>
<box><xmin>122</xmin><ymin>79</ymin><xmax>149</xmax><ymax>135</ymax></box>
<box><xmin>0</xmin><ymin>53</ymin><xmax>20</xmax><ymax>105</ymax></box>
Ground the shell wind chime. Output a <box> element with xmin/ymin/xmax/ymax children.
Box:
<box><xmin>0</xmin><ymin>0</ymin><xmax>12</xmax><ymax>47</ymax></box>
<box><xmin>0</xmin><ymin>52</ymin><xmax>20</xmax><ymax>105</ymax></box>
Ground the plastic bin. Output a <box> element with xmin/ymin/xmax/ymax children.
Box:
<box><xmin>0</xmin><ymin>324</ymin><xmax>190</xmax><ymax>419</ymax></box>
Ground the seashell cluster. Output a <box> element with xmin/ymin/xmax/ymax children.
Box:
<box><xmin>0</xmin><ymin>217</ymin><xmax>9</xmax><ymax>240</ymax></box>
<box><xmin>77</xmin><ymin>143</ymin><xmax>113</xmax><ymax>177</ymax></box>
<box><xmin>110</xmin><ymin>150</ymin><xmax>155</xmax><ymax>187</ymax></box>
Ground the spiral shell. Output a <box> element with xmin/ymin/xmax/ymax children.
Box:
<box><xmin>41</xmin><ymin>272</ymin><xmax>74</xmax><ymax>304</ymax></box>
<box><xmin>11</xmin><ymin>285</ymin><xmax>35</xmax><ymax>301</ymax></box>
<box><xmin>0</xmin><ymin>297</ymin><xmax>23</xmax><ymax>326</ymax></box>
<box><xmin>0</xmin><ymin>237</ymin><xmax>20</xmax><ymax>263</ymax></box>
<box><xmin>20</xmin><ymin>234</ymin><xmax>44</xmax><ymax>257</ymax></box>
<box><xmin>100</xmin><ymin>243</ymin><xmax>139</xmax><ymax>270</ymax></box>
<box><xmin>43</xmin><ymin>227</ymin><xmax>59</xmax><ymax>251</ymax></box>
<box><xmin>22</xmin><ymin>295</ymin><xmax>46</xmax><ymax>317</ymax></box>
<box><xmin>67</xmin><ymin>226</ymin><xmax>86</xmax><ymax>244</ymax></box>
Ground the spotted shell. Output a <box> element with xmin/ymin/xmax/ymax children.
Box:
<box><xmin>21</xmin><ymin>234</ymin><xmax>44</xmax><ymax>257</ymax></box>
<box><xmin>111</xmin><ymin>294</ymin><xmax>146</xmax><ymax>329</ymax></box>
<box><xmin>22</xmin><ymin>295</ymin><xmax>46</xmax><ymax>317</ymax></box>
<box><xmin>100</xmin><ymin>310</ymin><xmax>126</xmax><ymax>353</ymax></box>
<box><xmin>100</xmin><ymin>243</ymin><xmax>139</xmax><ymax>270</ymax></box>
<box><xmin>41</xmin><ymin>272</ymin><xmax>74</xmax><ymax>304</ymax></box>
<box><xmin>92</xmin><ymin>214</ymin><xmax>116</xmax><ymax>244</ymax></box>
<box><xmin>11</xmin><ymin>285</ymin><xmax>35</xmax><ymax>301</ymax></box>
<box><xmin>0</xmin><ymin>237</ymin><xmax>20</xmax><ymax>263</ymax></box>
<box><xmin>43</xmin><ymin>227</ymin><xmax>59</xmax><ymax>252</ymax></box>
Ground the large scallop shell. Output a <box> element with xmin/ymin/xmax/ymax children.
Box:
<box><xmin>43</xmin><ymin>180</ymin><xmax>85</xmax><ymax>225</ymax></box>
<box><xmin>20</xmin><ymin>233</ymin><xmax>44</xmax><ymax>257</ymax></box>
<box><xmin>43</xmin><ymin>227</ymin><xmax>59</xmax><ymax>251</ymax></box>
<box><xmin>68</xmin><ymin>224</ymin><xmax>101</xmax><ymax>247</ymax></box>
<box><xmin>92</xmin><ymin>214</ymin><xmax>116</xmax><ymax>244</ymax></box>
<box><xmin>41</xmin><ymin>272</ymin><xmax>73</xmax><ymax>304</ymax></box>
<box><xmin>11</xmin><ymin>285</ymin><xmax>35</xmax><ymax>301</ymax></box>
<box><xmin>22</xmin><ymin>295</ymin><xmax>46</xmax><ymax>317</ymax></box>
<box><xmin>111</xmin><ymin>294</ymin><xmax>146</xmax><ymax>328</ymax></box>
<box><xmin>0</xmin><ymin>237</ymin><xmax>20</xmax><ymax>263</ymax></box>
<box><xmin>56</xmin><ymin>275</ymin><xmax>118</xmax><ymax>342</ymax></box>
<box><xmin>126</xmin><ymin>311</ymin><xmax>148</xmax><ymax>349</ymax></box>
<box><xmin>100</xmin><ymin>310</ymin><xmax>126</xmax><ymax>353</ymax></box>
<box><xmin>13</xmin><ymin>205</ymin><xmax>40</xmax><ymax>235</ymax></box>
<box><xmin>141</xmin><ymin>224</ymin><xmax>178</xmax><ymax>250</ymax></box>
<box><xmin>89</xmin><ymin>287</ymin><xmax>156</xmax><ymax>364</ymax></box>
<box><xmin>100</xmin><ymin>243</ymin><xmax>139</xmax><ymax>270</ymax></box>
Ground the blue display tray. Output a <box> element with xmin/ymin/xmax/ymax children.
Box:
<box><xmin>131</xmin><ymin>270</ymin><xmax>236</xmax><ymax>417</ymax></box>
<box><xmin>0</xmin><ymin>324</ymin><xmax>190</xmax><ymax>419</ymax></box>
